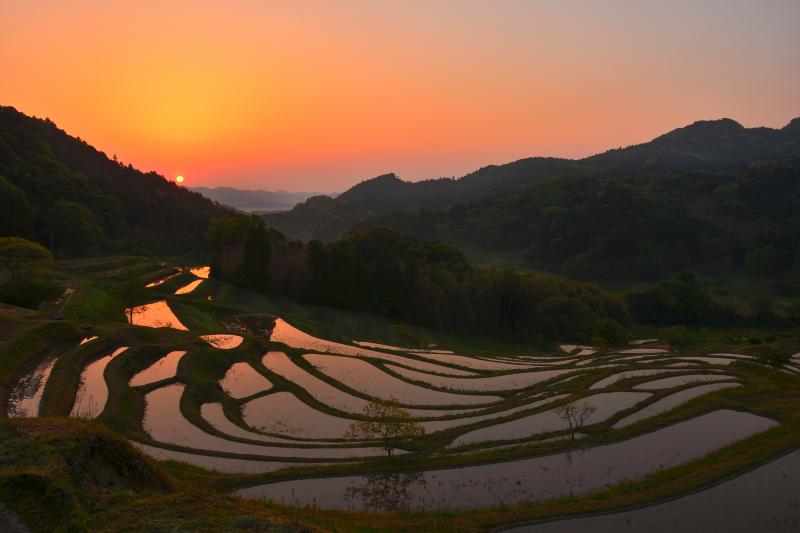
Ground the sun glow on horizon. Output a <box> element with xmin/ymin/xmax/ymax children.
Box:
<box><xmin>175</xmin><ymin>175</ymin><xmax>184</xmax><ymax>184</ymax></box>
<box><xmin>1</xmin><ymin>1</ymin><xmax>798</xmax><ymax>191</ymax></box>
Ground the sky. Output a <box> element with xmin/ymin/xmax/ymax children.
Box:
<box><xmin>1</xmin><ymin>0</ymin><xmax>799</xmax><ymax>192</ymax></box>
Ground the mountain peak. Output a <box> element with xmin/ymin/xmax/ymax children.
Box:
<box><xmin>367</xmin><ymin>173</ymin><xmax>401</xmax><ymax>183</ymax></box>
<box><xmin>679</xmin><ymin>117</ymin><xmax>744</xmax><ymax>134</ymax></box>
<box><xmin>783</xmin><ymin>117</ymin><xmax>800</xmax><ymax>132</ymax></box>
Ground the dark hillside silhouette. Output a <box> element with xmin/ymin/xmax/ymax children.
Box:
<box><xmin>0</xmin><ymin>106</ymin><xmax>231</xmax><ymax>256</ymax></box>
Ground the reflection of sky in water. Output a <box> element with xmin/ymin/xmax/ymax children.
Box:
<box><xmin>7</xmin><ymin>355</ymin><xmax>60</xmax><ymax>417</ymax></box>
<box><xmin>200</xmin><ymin>334</ymin><xmax>243</xmax><ymax>349</ymax></box>
<box><xmin>189</xmin><ymin>266</ymin><xmax>210</xmax><ymax>279</ymax></box>
<box><xmin>239</xmin><ymin>410</ymin><xmax>777</xmax><ymax>511</ymax></box>
<box><xmin>145</xmin><ymin>272</ymin><xmax>180</xmax><ymax>287</ymax></box>
<box><xmin>451</xmin><ymin>391</ymin><xmax>650</xmax><ymax>447</ymax></box>
<box><xmin>614</xmin><ymin>383</ymin><xmax>741</xmax><ymax>429</ymax></box>
<box><xmin>219</xmin><ymin>362</ymin><xmax>272</xmax><ymax>398</ymax></box>
<box><xmin>174</xmin><ymin>279</ymin><xmax>204</xmax><ymax>295</ymax></box>
<box><xmin>70</xmin><ymin>347</ymin><xmax>129</xmax><ymax>419</ymax></box>
<box><xmin>129</xmin><ymin>351</ymin><xmax>187</xmax><ymax>387</ymax></box>
<box><xmin>142</xmin><ymin>384</ymin><xmax>389</xmax><ymax>459</ymax></box>
<box><xmin>127</xmin><ymin>301</ymin><xmax>188</xmax><ymax>330</ymax></box>
<box><xmin>306</xmin><ymin>353</ymin><xmax>502</xmax><ymax>406</ymax></box>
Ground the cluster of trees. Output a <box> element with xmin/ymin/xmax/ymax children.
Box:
<box><xmin>0</xmin><ymin>237</ymin><xmax>60</xmax><ymax>307</ymax></box>
<box><xmin>208</xmin><ymin>217</ymin><xmax>631</xmax><ymax>342</ymax></box>
<box><xmin>264</xmin><ymin>118</ymin><xmax>800</xmax><ymax>284</ymax></box>
<box><xmin>0</xmin><ymin>106</ymin><xmax>230</xmax><ymax>257</ymax></box>
<box><xmin>625</xmin><ymin>274</ymin><xmax>735</xmax><ymax>326</ymax></box>
<box><xmin>356</xmin><ymin>160</ymin><xmax>800</xmax><ymax>282</ymax></box>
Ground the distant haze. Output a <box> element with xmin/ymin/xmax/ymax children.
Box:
<box><xmin>1</xmin><ymin>1</ymin><xmax>798</xmax><ymax>192</ymax></box>
<box><xmin>191</xmin><ymin>187</ymin><xmax>322</xmax><ymax>213</ymax></box>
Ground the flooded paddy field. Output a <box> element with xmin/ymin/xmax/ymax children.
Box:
<box><xmin>507</xmin><ymin>447</ymin><xmax>800</xmax><ymax>533</ymax></box>
<box><xmin>239</xmin><ymin>410</ymin><xmax>776</xmax><ymax>510</ymax></box>
<box><xmin>4</xmin><ymin>259</ymin><xmax>798</xmax><ymax>525</ymax></box>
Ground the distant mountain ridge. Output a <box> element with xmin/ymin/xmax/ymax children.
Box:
<box><xmin>263</xmin><ymin>117</ymin><xmax>800</xmax><ymax>242</ymax></box>
<box><xmin>192</xmin><ymin>186</ymin><xmax>322</xmax><ymax>212</ymax></box>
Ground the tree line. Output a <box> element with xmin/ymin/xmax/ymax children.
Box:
<box><xmin>208</xmin><ymin>216</ymin><xmax>632</xmax><ymax>343</ymax></box>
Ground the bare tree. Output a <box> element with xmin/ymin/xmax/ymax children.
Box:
<box><xmin>555</xmin><ymin>400</ymin><xmax>597</xmax><ymax>441</ymax></box>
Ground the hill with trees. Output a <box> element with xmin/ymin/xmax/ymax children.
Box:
<box><xmin>208</xmin><ymin>218</ymin><xmax>632</xmax><ymax>343</ymax></box>
<box><xmin>0</xmin><ymin>106</ymin><xmax>231</xmax><ymax>257</ymax></box>
<box><xmin>264</xmin><ymin>118</ymin><xmax>800</xmax><ymax>282</ymax></box>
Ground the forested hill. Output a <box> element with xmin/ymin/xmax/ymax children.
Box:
<box><xmin>0</xmin><ymin>106</ymin><xmax>231</xmax><ymax>256</ymax></box>
<box><xmin>263</xmin><ymin>118</ymin><xmax>800</xmax><ymax>243</ymax></box>
<box><xmin>263</xmin><ymin>158</ymin><xmax>583</xmax><ymax>241</ymax></box>
<box><xmin>585</xmin><ymin>117</ymin><xmax>800</xmax><ymax>175</ymax></box>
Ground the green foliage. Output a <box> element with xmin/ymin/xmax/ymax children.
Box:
<box><xmin>43</xmin><ymin>199</ymin><xmax>103</xmax><ymax>255</ymax></box>
<box><xmin>0</xmin><ymin>236</ymin><xmax>53</xmax><ymax>278</ymax></box>
<box><xmin>663</xmin><ymin>326</ymin><xmax>700</xmax><ymax>349</ymax></box>
<box><xmin>755</xmin><ymin>347</ymin><xmax>792</xmax><ymax>369</ymax></box>
<box><xmin>207</xmin><ymin>214</ymin><xmax>271</xmax><ymax>290</ymax></box>
<box><xmin>0</xmin><ymin>237</ymin><xmax>59</xmax><ymax>307</ymax></box>
<box><xmin>537</xmin><ymin>297</ymin><xmax>598</xmax><ymax>342</ymax></box>
<box><xmin>118</xmin><ymin>268</ymin><xmax>145</xmax><ymax>323</ymax></box>
<box><xmin>594</xmin><ymin>318</ymin><xmax>629</xmax><ymax>346</ymax></box>
<box><xmin>0</xmin><ymin>175</ymin><xmax>33</xmax><ymax>237</ymax></box>
<box><xmin>264</xmin><ymin>120</ymin><xmax>800</xmax><ymax>282</ymax></box>
<box><xmin>345</xmin><ymin>399</ymin><xmax>425</xmax><ymax>456</ymax></box>
<box><xmin>746</xmin><ymin>246</ymin><xmax>780</xmax><ymax>276</ymax></box>
<box><xmin>210</xmin><ymin>226</ymin><xmax>629</xmax><ymax>341</ymax></box>
<box><xmin>625</xmin><ymin>277</ymin><xmax>733</xmax><ymax>326</ymax></box>
<box><xmin>749</xmin><ymin>295</ymin><xmax>775</xmax><ymax>319</ymax></box>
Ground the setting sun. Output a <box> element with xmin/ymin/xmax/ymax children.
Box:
<box><xmin>175</xmin><ymin>175</ymin><xmax>184</xmax><ymax>184</ymax></box>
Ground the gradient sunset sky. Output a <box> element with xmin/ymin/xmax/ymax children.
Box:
<box><xmin>2</xmin><ymin>0</ymin><xmax>799</xmax><ymax>192</ymax></box>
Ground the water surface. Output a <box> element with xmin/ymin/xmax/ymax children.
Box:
<box><xmin>142</xmin><ymin>384</ymin><xmax>393</xmax><ymax>459</ymax></box>
<box><xmin>200</xmin><ymin>334</ymin><xmax>244</xmax><ymax>349</ymax></box>
<box><xmin>133</xmin><ymin>441</ymin><xmax>292</xmax><ymax>474</ymax></box>
<box><xmin>386</xmin><ymin>364</ymin><xmax>576</xmax><ymax>392</ymax></box>
<box><xmin>189</xmin><ymin>266</ymin><xmax>211</xmax><ymax>279</ymax></box>
<box><xmin>129</xmin><ymin>351</ymin><xmax>187</xmax><ymax>387</ymax></box>
<box><xmin>219</xmin><ymin>362</ymin><xmax>272</xmax><ymax>398</ymax></box>
<box><xmin>613</xmin><ymin>383</ymin><xmax>741</xmax><ymax>429</ymax></box>
<box><xmin>126</xmin><ymin>301</ymin><xmax>188</xmax><ymax>330</ymax></box>
<box><xmin>451</xmin><ymin>392</ymin><xmax>650</xmax><ymax>447</ymax></box>
<box><xmin>505</xmin><ymin>442</ymin><xmax>800</xmax><ymax>533</ymax></box>
<box><xmin>174</xmin><ymin>279</ymin><xmax>204</xmax><ymax>295</ymax></box>
<box><xmin>272</xmin><ymin>319</ymin><xmax>474</xmax><ymax>375</ymax></box>
<box><xmin>306</xmin><ymin>354</ymin><xmax>502</xmax><ymax>406</ymax></box>
<box><xmin>70</xmin><ymin>347</ymin><xmax>129</xmax><ymax>418</ymax></box>
<box><xmin>7</xmin><ymin>355</ymin><xmax>60</xmax><ymax>417</ymax></box>
<box><xmin>634</xmin><ymin>374</ymin><xmax>734</xmax><ymax>390</ymax></box>
<box><xmin>238</xmin><ymin>410</ymin><xmax>776</xmax><ymax>511</ymax></box>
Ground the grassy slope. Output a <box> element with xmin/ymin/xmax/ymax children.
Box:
<box><xmin>0</xmin><ymin>418</ymin><xmax>317</xmax><ymax>533</ymax></box>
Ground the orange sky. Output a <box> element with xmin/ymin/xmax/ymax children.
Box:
<box><xmin>2</xmin><ymin>1</ymin><xmax>799</xmax><ymax>192</ymax></box>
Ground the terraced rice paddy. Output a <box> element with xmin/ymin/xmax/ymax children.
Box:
<box><xmin>239</xmin><ymin>410</ymin><xmax>777</xmax><ymax>511</ymax></box>
<box><xmin>7</xmin><ymin>354</ymin><xmax>60</xmax><ymax>417</ymax></box>
<box><xmin>129</xmin><ymin>350</ymin><xmax>187</xmax><ymax>387</ymax></box>
<box><xmin>5</xmin><ymin>266</ymin><xmax>793</xmax><ymax>514</ymax></box>
<box><xmin>71</xmin><ymin>347</ymin><xmax>129</xmax><ymax>418</ymax></box>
